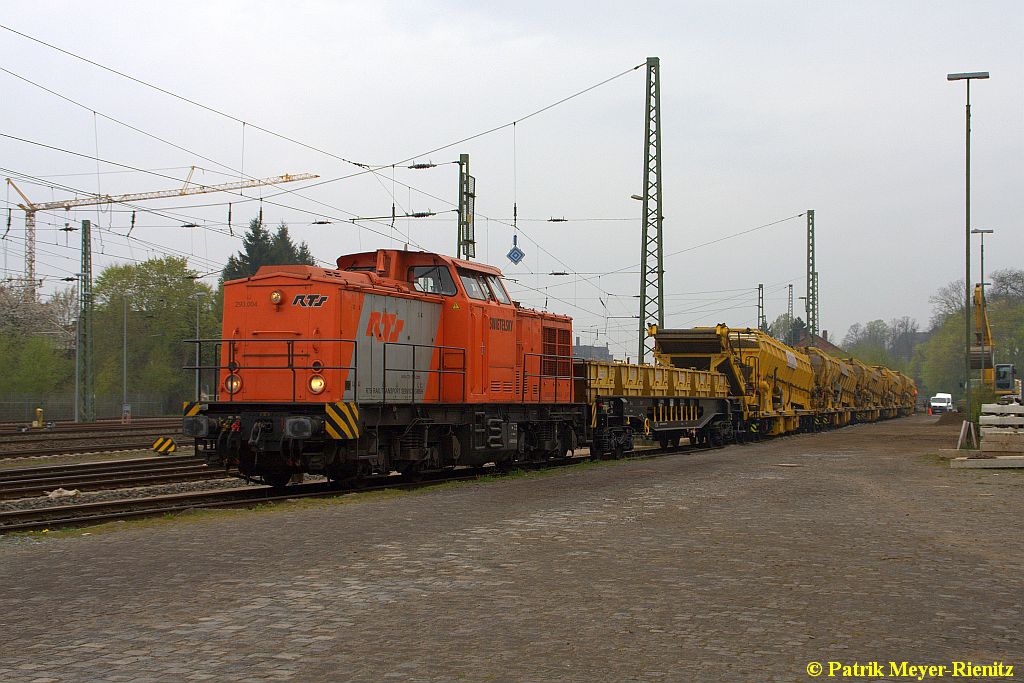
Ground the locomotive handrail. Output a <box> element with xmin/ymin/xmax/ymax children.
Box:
<box><xmin>520</xmin><ymin>352</ymin><xmax>573</xmax><ymax>403</ymax></box>
<box><xmin>380</xmin><ymin>342</ymin><xmax>466</xmax><ymax>404</ymax></box>
<box><xmin>184</xmin><ymin>337</ymin><xmax>358</xmax><ymax>403</ymax></box>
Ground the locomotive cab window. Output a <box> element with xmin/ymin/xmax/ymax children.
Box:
<box><xmin>485</xmin><ymin>275</ymin><xmax>511</xmax><ymax>304</ymax></box>
<box><xmin>458</xmin><ymin>269</ymin><xmax>490</xmax><ymax>301</ymax></box>
<box><xmin>409</xmin><ymin>265</ymin><xmax>457</xmax><ymax>296</ymax></box>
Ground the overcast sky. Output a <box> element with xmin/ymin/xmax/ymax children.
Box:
<box><xmin>1</xmin><ymin>1</ymin><xmax>1021</xmax><ymax>358</ymax></box>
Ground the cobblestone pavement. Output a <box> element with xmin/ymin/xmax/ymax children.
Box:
<box><xmin>1</xmin><ymin>415</ymin><xmax>1021</xmax><ymax>682</ymax></box>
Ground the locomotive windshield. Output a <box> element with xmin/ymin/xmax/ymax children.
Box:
<box><xmin>458</xmin><ymin>269</ymin><xmax>511</xmax><ymax>303</ymax></box>
<box><xmin>485</xmin><ymin>275</ymin><xmax>511</xmax><ymax>304</ymax></box>
<box><xmin>409</xmin><ymin>265</ymin><xmax>457</xmax><ymax>296</ymax></box>
<box><xmin>459</xmin><ymin>270</ymin><xmax>490</xmax><ymax>300</ymax></box>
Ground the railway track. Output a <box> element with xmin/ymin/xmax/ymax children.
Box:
<box><xmin>0</xmin><ymin>417</ymin><xmax>180</xmax><ymax>437</ymax></box>
<box><xmin>0</xmin><ymin>442</ymin><xmax>185</xmax><ymax>460</ymax></box>
<box><xmin>1</xmin><ymin>429</ymin><xmax>182</xmax><ymax>445</ymax></box>
<box><xmin>0</xmin><ymin>441</ymin><xmax>719</xmax><ymax>534</ymax></box>
<box><xmin>0</xmin><ymin>456</ymin><xmax>222</xmax><ymax>501</ymax></box>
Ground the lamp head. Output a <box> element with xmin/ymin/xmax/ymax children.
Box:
<box><xmin>947</xmin><ymin>72</ymin><xmax>990</xmax><ymax>81</ymax></box>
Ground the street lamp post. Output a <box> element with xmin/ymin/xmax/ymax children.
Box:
<box><xmin>194</xmin><ymin>292</ymin><xmax>207</xmax><ymax>401</ymax></box>
<box><xmin>123</xmin><ymin>296</ymin><xmax>128</xmax><ymax>409</ymax></box>
<box><xmin>972</xmin><ymin>228</ymin><xmax>994</xmax><ymax>391</ymax></box>
<box><xmin>947</xmin><ymin>70</ymin><xmax>989</xmax><ymax>427</ymax></box>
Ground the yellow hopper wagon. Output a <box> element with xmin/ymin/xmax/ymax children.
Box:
<box><xmin>654</xmin><ymin>325</ymin><xmax>814</xmax><ymax>438</ymax></box>
<box><xmin>846</xmin><ymin>359</ymin><xmax>884</xmax><ymax>422</ymax></box>
<box><xmin>803</xmin><ymin>347</ymin><xmax>857</xmax><ymax>428</ymax></box>
<box><xmin>895</xmin><ymin>372</ymin><xmax>917</xmax><ymax>416</ymax></box>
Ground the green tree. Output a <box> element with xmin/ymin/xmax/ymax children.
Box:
<box><xmin>0</xmin><ymin>332</ymin><xmax>71</xmax><ymax>394</ymax></box>
<box><xmin>222</xmin><ymin>218</ymin><xmax>316</xmax><ymax>282</ymax></box>
<box><xmin>93</xmin><ymin>257</ymin><xmax>218</xmax><ymax>409</ymax></box>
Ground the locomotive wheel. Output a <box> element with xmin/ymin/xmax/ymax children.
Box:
<box><xmin>495</xmin><ymin>457</ymin><xmax>517</xmax><ymax>473</ymax></box>
<box><xmin>262</xmin><ymin>469</ymin><xmax>292</xmax><ymax>489</ymax></box>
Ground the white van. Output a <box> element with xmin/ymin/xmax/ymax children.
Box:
<box><xmin>929</xmin><ymin>393</ymin><xmax>954</xmax><ymax>414</ymax></box>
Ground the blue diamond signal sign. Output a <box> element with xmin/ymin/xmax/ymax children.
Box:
<box><xmin>507</xmin><ymin>244</ymin><xmax>525</xmax><ymax>265</ymax></box>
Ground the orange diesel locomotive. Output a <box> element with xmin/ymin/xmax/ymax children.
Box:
<box><xmin>184</xmin><ymin>249</ymin><xmax>586</xmax><ymax>486</ymax></box>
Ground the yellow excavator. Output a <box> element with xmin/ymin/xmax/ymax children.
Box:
<box><xmin>972</xmin><ymin>283</ymin><xmax>1018</xmax><ymax>399</ymax></box>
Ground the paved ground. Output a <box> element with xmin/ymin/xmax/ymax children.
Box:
<box><xmin>1</xmin><ymin>415</ymin><xmax>1021</xmax><ymax>682</ymax></box>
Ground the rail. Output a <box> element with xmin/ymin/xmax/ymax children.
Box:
<box><xmin>185</xmin><ymin>337</ymin><xmax>466</xmax><ymax>404</ymax></box>
<box><xmin>185</xmin><ymin>337</ymin><xmax>357</xmax><ymax>403</ymax></box>
<box><xmin>381</xmin><ymin>342</ymin><xmax>466</xmax><ymax>404</ymax></box>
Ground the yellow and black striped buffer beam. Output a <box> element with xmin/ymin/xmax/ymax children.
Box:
<box><xmin>325</xmin><ymin>402</ymin><xmax>360</xmax><ymax>440</ymax></box>
<box><xmin>182</xmin><ymin>401</ymin><xmax>204</xmax><ymax>417</ymax></box>
<box><xmin>152</xmin><ymin>437</ymin><xmax>177</xmax><ymax>454</ymax></box>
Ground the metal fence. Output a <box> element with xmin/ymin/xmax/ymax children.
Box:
<box><xmin>0</xmin><ymin>393</ymin><xmax>178</xmax><ymax>422</ymax></box>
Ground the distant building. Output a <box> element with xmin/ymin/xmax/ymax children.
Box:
<box><xmin>573</xmin><ymin>336</ymin><xmax>612</xmax><ymax>361</ymax></box>
<box><xmin>792</xmin><ymin>329</ymin><xmax>846</xmax><ymax>356</ymax></box>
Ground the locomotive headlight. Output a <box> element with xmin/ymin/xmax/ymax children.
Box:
<box><xmin>270</xmin><ymin>289</ymin><xmax>283</xmax><ymax>305</ymax></box>
<box><xmin>224</xmin><ymin>374</ymin><xmax>243</xmax><ymax>394</ymax></box>
<box><xmin>308</xmin><ymin>374</ymin><xmax>326</xmax><ymax>394</ymax></box>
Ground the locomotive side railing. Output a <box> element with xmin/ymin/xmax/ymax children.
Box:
<box><xmin>380</xmin><ymin>342</ymin><xmax>466</xmax><ymax>404</ymax></box>
<box><xmin>520</xmin><ymin>352</ymin><xmax>573</xmax><ymax>403</ymax></box>
<box><xmin>184</xmin><ymin>337</ymin><xmax>357</xmax><ymax>403</ymax></box>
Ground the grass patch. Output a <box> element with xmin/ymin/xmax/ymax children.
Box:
<box><xmin>919</xmin><ymin>452</ymin><xmax>951</xmax><ymax>468</ymax></box>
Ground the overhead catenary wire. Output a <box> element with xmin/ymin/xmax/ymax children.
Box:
<box><xmin>1</xmin><ymin>23</ymin><xmax>806</xmax><ymax>344</ymax></box>
<box><xmin>0</xmin><ymin>140</ymin><xmax>428</xmax><ymax>253</ymax></box>
<box><xmin>0</xmin><ymin>25</ymin><xmax>642</xmax><ymax>194</ymax></box>
<box><xmin>0</xmin><ymin>54</ymin><xmax>642</xmax><ymax>297</ymax></box>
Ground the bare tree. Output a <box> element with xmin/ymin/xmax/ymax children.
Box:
<box><xmin>929</xmin><ymin>278</ymin><xmax>965</xmax><ymax>327</ymax></box>
<box><xmin>887</xmin><ymin>316</ymin><xmax>920</xmax><ymax>363</ymax></box>
<box><xmin>843</xmin><ymin>323</ymin><xmax>863</xmax><ymax>348</ymax></box>
<box><xmin>990</xmin><ymin>268</ymin><xmax>1024</xmax><ymax>301</ymax></box>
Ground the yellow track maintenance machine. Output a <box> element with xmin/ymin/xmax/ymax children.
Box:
<box><xmin>654</xmin><ymin>325</ymin><xmax>814</xmax><ymax>438</ymax></box>
<box><xmin>802</xmin><ymin>346</ymin><xmax>857</xmax><ymax>428</ymax></box>
<box><xmin>895</xmin><ymin>372</ymin><xmax>918</xmax><ymax>416</ymax></box>
<box><xmin>972</xmin><ymin>283</ymin><xmax>1018</xmax><ymax>400</ymax></box>
<box><xmin>845</xmin><ymin>358</ymin><xmax>885</xmax><ymax>422</ymax></box>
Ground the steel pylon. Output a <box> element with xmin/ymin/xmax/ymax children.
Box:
<box><xmin>638</xmin><ymin>57</ymin><xmax>664</xmax><ymax>363</ymax></box>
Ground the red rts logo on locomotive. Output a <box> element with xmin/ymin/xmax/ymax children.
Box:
<box><xmin>292</xmin><ymin>294</ymin><xmax>329</xmax><ymax>307</ymax></box>
<box><xmin>365</xmin><ymin>311</ymin><xmax>405</xmax><ymax>342</ymax></box>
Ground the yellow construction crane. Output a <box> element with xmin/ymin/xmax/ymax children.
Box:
<box><xmin>5</xmin><ymin>169</ymin><xmax>319</xmax><ymax>299</ymax></box>
<box><xmin>973</xmin><ymin>283</ymin><xmax>994</xmax><ymax>386</ymax></box>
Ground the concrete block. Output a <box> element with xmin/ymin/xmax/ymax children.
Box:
<box><xmin>981</xmin><ymin>443</ymin><xmax>1024</xmax><ymax>453</ymax></box>
<box><xmin>979</xmin><ymin>415</ymin><xmax>1024</xmax><ymax>426</ymax></box>
<box><xmin>980</xmin><ymin>431</ymin><xmax>1024</xmax><ymax>443</ymax></box>
<box><xmin>950</xmin><ymin>455</ymin><xmax>1024</xmax><ymax>469</ymax></box>
<box><xmin>981</xmin><ymin>403</ymin><xmax>1024</xmax><ymax>415</ymax></box>
<box><xmin>980</xmin><ymin>426</ymin><xmax>1024</xmax><ymax>437</ymax></box>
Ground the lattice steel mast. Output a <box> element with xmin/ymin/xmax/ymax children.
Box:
<box><xmin>787</xmin><ymin>284</ymin><xmax>794</xmax><ymax>343</ymax></box>
<box><xmin>757</xmin><ymin>283</ymin><xmax>766</xmax><ymax>331</ymax></box>
<box><xmin>638</xmin><ymin>57</ymin><xmax>664</xmax><ymax>363</ymax></box>
<box><xmin>457</xmin><ymin>154</ymin><xmax>476</xmax><ymax>259</ymax></box>
<box><xmin>77</xmin><ymin>219</ymin><xmax>94</xmax><ymax>422</ymax></box>
<box><xmin>805</xmin><ymin>209</ymin><xmax>819</xmax><ymax>339</ymax></box>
